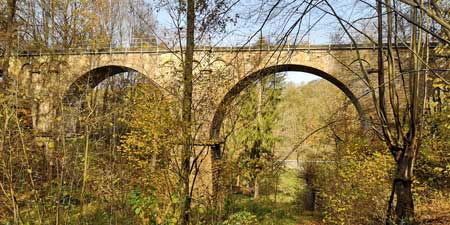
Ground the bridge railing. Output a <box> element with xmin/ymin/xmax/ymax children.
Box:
<box><xmin>277</xmin><ymin>160</ymin><xmax>340</xmax><ymax>170</ymax></box>
<box><xmin>14</xmin><ymin>38</ymin><xmax>421</xmax><ymax>56</ymax></box>
<box><xmin>63</xmin><ymin>38</ymin><xmax>162</xmax><ymax>53</ymax></box>
<box><xmin>14</xmin><ymin>38</ymin><xmax>163</xmax><ymax>56</ymax></box>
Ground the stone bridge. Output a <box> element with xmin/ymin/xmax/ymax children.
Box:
<box><xmin>3</xmin><ymin>44</ymin><xmax>407</xmax><ymax>149</ymax></box>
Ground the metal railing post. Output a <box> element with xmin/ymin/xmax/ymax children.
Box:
<box><xmin>157</xmin><ymin>38</ymin><xmax>159</xmax><ymax>53</ymax></box>
<box><xmin>16</xmin><ymin>33</ymin><xmax>19</xmax><ymax>55</ymax></box>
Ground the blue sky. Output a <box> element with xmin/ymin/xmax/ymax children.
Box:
<box><xmin>153</xmin><ymin>0</ymin><xmax>373</xmax><ymax>45</ymax></box>
<box><xmin>153</xmin><ymin>0</ymin><xmax>374</xmax><ymax>85</ymax></box>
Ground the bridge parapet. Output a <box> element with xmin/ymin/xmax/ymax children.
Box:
<box><xmin>14</xmin><ymin>42</ymin><xmax>396</xmax><ymax>56</ymax></box>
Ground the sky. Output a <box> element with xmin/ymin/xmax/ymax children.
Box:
<box><xmin>284</xmin><ymin>72</ymin><xmax>321</xmax><ymax>85</ymax></box>
<box><xmin>153</xmin><ymin>0</ymin><xmax>373</xmax><ymax>45</ymax></box>
<box><xmin>152</xmin><ymin>0</ymin><xmax>372</xmax><ymax>85</ymax></box>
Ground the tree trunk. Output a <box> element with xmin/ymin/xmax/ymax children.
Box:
<box><xmin>211</xmin><ymin>143</ymin><xmax>225</xmax><ymax>223</ymax></box>
<box><xmin>252</xmin><ymin>76</ymin><xmax>263</xmax><ymax>201</ymax></box>
<box><xmin>1</xmin><ymin>0</ymin><xmax>18</xmax><ymax>91</ymax></box>
<box><xmin>180</xmin><ymin>0</ymin><xmax>195</xmax><ymax>224</ymax></box>
<box><xmin>393</xmin><ymin>178</ymin><xmax>414</xmax><ymax>224</ymax></box>
<box><xmin>388</xmin><ymin>145</ymin><xmax>417</xmax><ymax>225</ymax></box>
<box><xmin>253</xmin><ymin>175</ymin><xmax>260</xmax><ymax>200</ymax></box>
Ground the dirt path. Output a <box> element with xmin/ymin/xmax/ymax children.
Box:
<box><xmin>296</xmin><ymin>211</ymin><xmax>323</xmax><ymax>225</ymax></box>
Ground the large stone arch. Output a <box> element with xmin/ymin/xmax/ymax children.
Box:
<box><xmin>63</xmin><ymin>65</ymin><xmax>159</xmax><ymax>104</ymax></box>
<box><xmin>209</xmin><ymin>63</ymin><xmax>368</xmax><ymax>159</ymax></box>
<box><xmin>59</xmin><ymin>64</ymin><xmax>165</xmax><ymax>134</ymax></box>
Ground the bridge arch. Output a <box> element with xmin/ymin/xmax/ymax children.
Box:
<box><xmin>209</xmin><ymin>64</ymin><xmax>367</xmax><ymax>158</ymax></box>
<box><xmin>63</xmin><ymin>65</ymin><xmax>160</xmax><ymax>104</ymax></box>
<box><xmin>60</xmin><ymin>64</ymin><xmax>167</xmax><ymax>134</ymax></box>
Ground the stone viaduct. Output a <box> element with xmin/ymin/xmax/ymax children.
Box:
<box><xmin>2</xmin><ymin>44</ymin><xmax>406</xmax><ymax>159</ymax></box>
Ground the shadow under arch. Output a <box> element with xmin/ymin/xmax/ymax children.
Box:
<box><xmin>209</xmin><ymin>64</ymin><xmax>368</xmax><ymax>159</ymax></box>
<box><xmin>61</xmin><ymin>65</ymin><xmax>166</xmax><ymax>134</ymax></box>
<box><xmin>63</xmin><ymin>65</ymin><xmax>158</xmax><ymax>105</ymax></box>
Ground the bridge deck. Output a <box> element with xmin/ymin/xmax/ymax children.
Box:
<box><xmin>12</xmin><ymin>43</ymin><xmax>415</xmax><ymax>57</ymax></box>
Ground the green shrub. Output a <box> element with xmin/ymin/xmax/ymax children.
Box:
<box><xmin>222</xmin><ymin>211</ymin><xmax>258</xmax><ymax>225</ymax></box>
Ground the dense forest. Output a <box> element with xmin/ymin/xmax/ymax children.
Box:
<box><xmin>1</xmin><ymin>0</ymin><xmax>450</xmax><ymax>224</ymax></box>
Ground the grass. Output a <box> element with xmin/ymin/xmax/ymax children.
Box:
<box><xmin>228</xmin><ymin>169</ymin><xmax>321</xmax><ymax>225</ymax></box>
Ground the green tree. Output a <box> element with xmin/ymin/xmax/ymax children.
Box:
<box><xmin>225</xmin><ymin>74</ymin><xmax>283</xmax><ymax>200</ymax></box>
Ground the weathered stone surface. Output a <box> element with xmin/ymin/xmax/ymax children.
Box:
<box><xmin>6</xmin><ymin>45</ymin><xmax>408</xmax><ymax>134</ymax></box>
